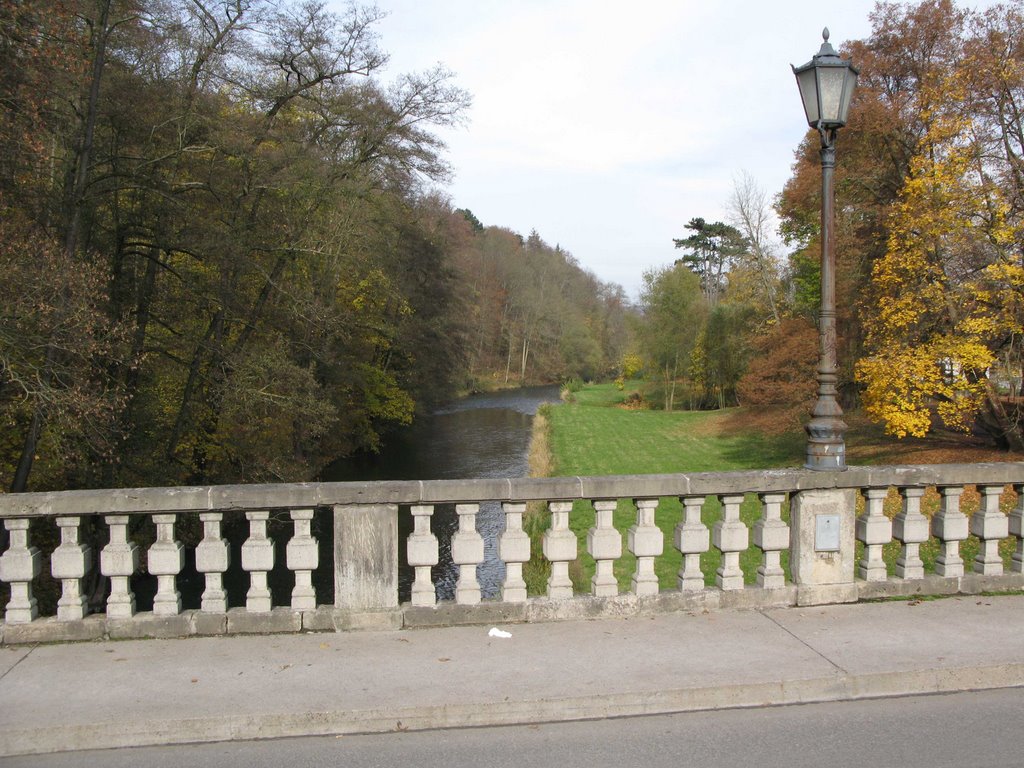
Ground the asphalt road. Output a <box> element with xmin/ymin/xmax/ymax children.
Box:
<box><xmin>4</xmin><ymin>688</ymin><xmax>1023</xmax><ymax>768</ymax></box>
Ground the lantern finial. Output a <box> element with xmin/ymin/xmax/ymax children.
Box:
<box><xmin>817</xmin><ymin>28</ymin><xmax>837</xmax><ymax>57</ymax></box>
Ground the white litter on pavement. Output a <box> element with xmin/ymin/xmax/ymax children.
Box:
<box><xmin>488</xmin><ymin>627</ymin><xmax>512</xmax><ymax>639</ymax></box>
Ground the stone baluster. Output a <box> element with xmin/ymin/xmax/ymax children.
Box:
<box><xmin>753</xmin><ymin>493</ymin><xmax>789</xmax><ymax>589</ymax></box>
<box><xmin>932</xmin><ymin>486</ymin><xmax>967</xmax><ymax>577</ymax></box>
<box><xmin>451</xmin><ymin>503</ymin><xmax>484</xmax><ymax>605</ymax></box>
<box><xmin>241</xmin><ymin>510</ymin><xmax>274</xmax><ymax>612</ymax></box>
<box><xmin>1011</xmin><ymin>483</ymin><xmax>1024</xmax><ymax>574</ymax></box>
<box><xmin>587</xmin><ymin>500</ymin><xmax>621</xmax><ymax>597</ymax></box>
<box><xmin>675</xmin><ymin>496</ymin><xmax>708</xmax><ymax>591</ymax></box>
<box><xmin>857</xmin><ymin>488</ymin><xmax>892</xmax><ymax>581</ymax></box>
<box><xmin>499</xmin><ymin>502</ymin><xmax>530</xmax><ymax>603</ymax></box>
<box><xmin>195</xmin><ymin>512</ymin><xmax>229</xmax><ymax>613</ymax></box>
<box><xmin>287</xmin><ymin>508</ymin><xmax>318</xmax><ymax>610</ymax></box>
<box><xmin>101</xmin><ymin>515</ymin><xmax>138</xmax><ymax>618</ymax></box>
<box><xmin>407</xmin><ymin>505</ymin><xmax>439</xmax><ymax>606</ymax></box>
<box><xmin>713</xmin><ymin>494</ymin><xmax>747</xmax><ymax>590</ymax></box>
<box><xmin>149</xmin><ymin>514</ymin><xmax>183</xmax><ymax>615</ymax></box>
<box><xmin>893</xmin><ymin>487</ymin><xmax>928</xmax><ymax>579</ymax></box>
<box><xmin>52</xmin><ymin>516</ymin><xmax>91</xmax><ymax>621</ymax></box>
<box><xmin>543</xmin><ymin>501</ymin><xmax>576</xmax><ymax>599</ymax></box>
<box><xmin>629</xmin><ymin>498</ymin><xmax>662</xmax><ymax>596</ymax></box>
<box><xmin>0</xmin><ymin>519</ymin><xmax>41</xmax><ymax>623</ymax></box>
<box><xmin>972</xmin><ymin>485</ymin><xmax>1008</xmax><ymax>576</ymax></box>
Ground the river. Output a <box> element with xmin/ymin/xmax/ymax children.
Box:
<box><xmin>322</xmin><ymin>385</ymin><xmax>562</xmax><ymax>601</ymax></box>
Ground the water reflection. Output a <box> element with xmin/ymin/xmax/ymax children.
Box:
<box><xmin>322</xmin><ymin>385</ymin><xmax>561</xmax><ymax>601</ymax></box>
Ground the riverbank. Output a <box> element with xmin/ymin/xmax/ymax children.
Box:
<box><xmin>527</xmin><ymin>382</ymin><xmax>1022</xmax><ymax>594</ymax></box>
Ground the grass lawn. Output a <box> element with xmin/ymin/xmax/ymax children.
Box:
<box><xmin>539</xmin><ymin>381</ymin><xmax>1021</xmax><ymax>595</ymax></box>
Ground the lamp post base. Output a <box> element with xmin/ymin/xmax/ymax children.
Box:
<box><xmin>805</xmin><ymin>416</ymin><xmax>847</xmax><ymax>471</ymax></box>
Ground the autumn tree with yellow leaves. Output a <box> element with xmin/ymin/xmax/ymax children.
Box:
<box><xmin>856</xmin><ymin>61</ymin><xmax>1023</xmax><ymax>449</ymax></box>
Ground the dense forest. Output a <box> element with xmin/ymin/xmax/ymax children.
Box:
<box><xmin>635</xmin><ymin>0</ymin><xmax>1023</xmax><ymax>451</ymax></box>
<box><xmin>0</xmin><ymin>0</ymin><xmax>629</xmax><ymax>491</ymax></box>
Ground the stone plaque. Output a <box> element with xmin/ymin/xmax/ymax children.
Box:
<box><xmin>815</xmin><ymin>513</ymin><xmax>841</xmax><ymax>552</ymax></box>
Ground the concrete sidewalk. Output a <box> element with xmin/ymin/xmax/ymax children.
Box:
<box><xmin>1</xmin><ymin>595</ymin><xmax>1023</xmax><ymax>757</ymax></box>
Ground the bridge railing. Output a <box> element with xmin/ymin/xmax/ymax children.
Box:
<box><xmin>0</xmin><ymin>463</ymin><xmax>1021</xmax><ymax>643</ymax></box>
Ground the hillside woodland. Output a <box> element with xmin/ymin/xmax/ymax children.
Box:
<box><xmin>0</xmin><ymin>0</ymin><xmax>628</xmax><ymax>490</ymax></box>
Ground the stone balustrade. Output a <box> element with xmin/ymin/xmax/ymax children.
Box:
<box><xmin>0</xmin><ymin>463</ymin><xmax>1021</xmax><ymax>643</ymax></box>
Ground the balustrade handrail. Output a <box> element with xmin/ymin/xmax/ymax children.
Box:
<box><xmin>1</xmin><ymin>462</ymin><xmax>1021</xmax><ymax>518</ymax></box>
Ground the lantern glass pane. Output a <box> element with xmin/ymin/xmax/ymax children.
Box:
<box><xmin>818</xmin><ymin>67</ymin><xmax>846</xmax><ymax>123</ymax></box>
<box><xmin>837</xmin><ymin>68</ymin><xmax>858</xmax><ymax>124</ymax></box>
<box><xmin>796</xmin><ymin>68</ymin><xmax>819</xmax><ymax>125</ymax></box>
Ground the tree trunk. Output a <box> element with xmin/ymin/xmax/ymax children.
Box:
<box><xmin>519</xmin><ymin>336</ymin><xmax>530</xmax><ymax>384</ymax></box>
<box><xmin>165</xmin><ymin>310</ymin><xmax>222</xmax><ymax>464</ymax></box>
<box><xmin>979</xmin><ymin>382</ymin><xmax>1024</xmax><ymax>452</ymax></box>
<box><xmin>504</xmin><ymin>331</ymin><xmax>514</xmax><ymax>384</ymax></box>
<box><xmin>65</xmin><ymin>0</ymin><xmax>112</xmax><ymax>260</ymax></box>
<box><xmin>10</xmin><ymin>408</ymin><xmax>44</xmax><ymax>493</ymax></box>
<box><xmin>10</xmin><ymin>345</ymin><xmax>57</xmax><ymax>492</ymax></box>
<box><xmin>120</xmin><ymin>248</ymin><xmax>160</xmax><ymax>426</ymax></box>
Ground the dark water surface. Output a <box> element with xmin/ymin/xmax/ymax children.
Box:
<box><xmin>322</xmin><ymin>385</ymin><xmax>561</xmax><ymax>601</ymax></box>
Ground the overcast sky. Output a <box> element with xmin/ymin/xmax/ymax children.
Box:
<box><xmin>331</xmin><ymin>1</ymin><xmax>970</xmax><ymax>301</ymax></box>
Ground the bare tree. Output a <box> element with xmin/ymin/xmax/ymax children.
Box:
<box><xmin>727</xmin><ymin>170</ymin><xmax>782</xmax><ymax>325</ymax></box>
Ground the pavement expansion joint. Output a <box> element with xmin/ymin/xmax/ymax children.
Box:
<box><xmin>757</xmin><ymin>609</ymin><xmax>849</xmax><ymax>675</ymax></box>
<box><xmin>0</xmin><ymin>643</ymin><xmax>37</xmax><ymax>683</ymax></box>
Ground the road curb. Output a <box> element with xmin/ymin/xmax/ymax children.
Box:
<box><xmin>3</xmin><ymin>662</ymin><xmax>1023</xmax><ymax>757</ymax></box>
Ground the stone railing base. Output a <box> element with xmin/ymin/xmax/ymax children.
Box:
<box><xmin>4</xmin><ymin>576</ymin><xmax>1023</xmax><ymax>645</ymax></box>
<box><xmin>857</xmin><ymin>573</ymin><xmax>1024</xmax><ymax>601</ymax></box>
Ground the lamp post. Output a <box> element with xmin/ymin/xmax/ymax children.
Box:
<box><xmin>793</xmin><ymin>28</ymin><xmax>858</xmax><ymax>471</ymax></box>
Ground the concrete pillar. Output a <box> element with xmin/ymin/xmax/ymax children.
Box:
<box><xmin>148</xmin><ymin>514</ymin><xmax>183</xmax><ymax>615</ymax></box>
<box><xmin>242</xmin><ymin>510</ymin><xmax>274</xmax><ymax>612</ymax></box>
<box><xmin>1010</xmin><ymin>483</ymin><xmax>1024</xmax><ymax>574</ymax></box>
<box><xmin>451</xmin><ymin>503</ymin><xmax>484</xmax><ymax>605</ymax></box>
<box><xmin>588</xmin><ymin>500</ymin><xmax>621</xmax><ymax>597</ymax></box>
<box><xmin>753</xmin><ymin>493</ymin><xmax>789</xmax><ymax>589</ymax></box>
<box><xmin>333</xmin><ymin>504</ymin><xmax>398</xmax><ymax>611</ymax></box>
<box><xmin>894</xmin><ymin>487</ymin><xmax>928</xmax><ymax>579</ymax></box>
<box><xmin>629</xmin><ymin>498</ymin><xmax>662</xmax><ymax>596</ymax></box>
<box><xmin>287</xmin><ymin>508</ymin><xmax>318</xmax><ymax>610</ymax></box>
<box><xmin>0</xmin><ymin>518</ymin><xmax>41</xmax><ymax>623</ymax></box>
<box><xmin>932</xmin><ymin>486</ymin><xmax>967</xmax><ymax>577</ymax></box>
<box><xmin>499</xmin><ymin>502</ymin><xmax>530</xmax><ymax>603</ymax></box>
<box><xmin>407</xmin><ymin>505</ymin><xmax>438</xmax><ymax>607</ymax></box>
<box><xmin>712</xmin><ymin>494</ymin><xmax>747</xmax><ymax>591</ymax></box>
<box><xmin>195</xmin><ymin>512</ymin><xmax>229</xmax><ymax>613</ymax></box>
<box><xmin>543</xmin><ymin>501</ymin><xmax>576</xmax><ymax>599</ymax></box>
<box><xmin>971</xmin><ymin>485</ymin><xmax>1008</xmax><ymax>576</ymax></box>
<box><xmin>790</xmin><ymin>488</ymin><xmax>857</xmax><ymax>605</ymax></box>
<box><xmin>101</xmin><ymin>515</ymin><xmax>138</xmax><ymax>618</ymax></box>
<box><xmin>675</xmin><ymin>496</ymin><xmax>708</xmax><ymax>591</ymax></box>
<box><xmin>856</xmin><ymin>488</ymin><xmax>892</xmax><ymax>581</ymax></box>
<box><xmin>52</xmin><ymin>516</ymin><xmax>91</xmax><ymax>621</ymax></box>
